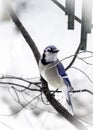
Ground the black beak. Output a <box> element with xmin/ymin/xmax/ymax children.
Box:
<box><xmin>52</xmin><ymin>49</ymin><xmax>59</xmax><ymax>53</ymax></box>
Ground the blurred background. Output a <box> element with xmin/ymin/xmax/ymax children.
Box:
<box><xmin>0</xmin><ymin>0</ymin><xmax>93</xmax><ymax>130</ymax></box>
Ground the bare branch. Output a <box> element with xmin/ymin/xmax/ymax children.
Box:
<box><xmin>70</xmin><ymin>66</ymin><xmax>93</xmax><ymax>84</ymax></box>
<box><xmin>0</xmin><ymin>120</ymin><xmax>14</xmax><ymax>130</ymax></box>
<box><xmin>77</xmin><ymin>57</ymin><xmax>93</xmax><ymax>65</ymax></box>
<box><xmin>63</xmin><ymin>49</ymin><xmax>93</xmax><ymax>70</ymax></box>
<box><xmin>0</xmin><ymin>81</ymin><xmax>41</xmax><ymax>92</ymax></box>
<box><xmin>71</xmin><ymin>89</ymin><xmax>93</xmax><ymax>95</ymax></box>
<box><xmin>0</xmin><ymin>76</ymin><xmax>62</xmax><ymax>93</ymax></box>
<box><xmin>65</xmin><ymin>43</ymin><xmax>81</xmax><ymax>70</ymax></box>
<box><xmin>61</xmin><ymin>50</ymin><xmax>93</xmax><ymax>62</ymax></box>
<box><xmin>0</xmin><ymin>75</ymin><xmax>41</xmax><ymax>87</ymax></box>
<box><xmin>9</xmin><ymin>86</ymin><xmax>21</xmax><ymax>103</ymax></box>
<box><xmin>79</xmin><ymin>50</ymin><xmax>93</xmax><ymax>59</ymax></box>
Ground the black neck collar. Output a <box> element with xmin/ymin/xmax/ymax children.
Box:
<box><xmin>41</xmin><ymin>53</ymin><xmax>53</xmax><ymax>65</ymax></box>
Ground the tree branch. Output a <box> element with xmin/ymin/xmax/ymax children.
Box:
<box><xmin>71</xmin><ymin>89</ymin><xmax>93</xmax><ymax>95</ymax></box>
<box><xmin>0</xmin><ymin>81</ymin><xmax>41</xmax><ymax>92</ymax></box>
<box><xmin>0</xmin><ymin>75</ymin><xmax>41</xmax><ymax>86</ymax></box>
<box><xmin>65</xmin><ymin>43</ymin><xmax>81</xmax><ymax>70</ymax></box>
<box><xmin>71</xmin><ymin>66</ymin><xmax>93</xmax><ymax>84</ymax></box>
<box><xmin>3</xmin><ymin>2</ymin><xmax>88</xmax><ymax>130</ymax></box>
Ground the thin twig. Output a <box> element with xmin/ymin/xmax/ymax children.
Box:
<box><xmin>71</xmin><ymin>89</ymin><xmax>93</xmax><ymax>95</ymax></box>
<box><xmin>0</xmin><ymin>81</ymin><xmax>41</xmax><ymax>92</ymax></box>
<box><xmin>70</xmin><ymin>66</ymin><xmax>93</xmax><ymax>84</ymax></box>
<box><xmin>0</xmin><ymin>79</ymin><xmax>62</xmax><ymax>93</ymax></box>
<box><xmin>77</xmin><ymin>57</ymin><xmax>93</xmax><ymax>66</ymax></box>
<box><xmin>0</xmin><ymin>75</ymin><xmax>41</xmax><ymax>86</ymax></box>
<box><xmin>65</xmin><ymin>43</ymin><xmax>81</xmax><ymax>70</ymax></box>
<box><xmin>19</xmin><ymin>94</ymin><xmax>42</xmax><ymax>110</ymax></box>
<box><xmin>0</xmin><ymin>120</ymin><xmax>14</xmax><ymax>130</ymax></box>
<box><xmin>61</xmin><ymin>50</ymin><xmax>93</xmax><ymax>62</ymax></box>
<box><xmin>9</xmin><ymin>86</ymin><xmax>21</xmax><ymax>103</ymax></box>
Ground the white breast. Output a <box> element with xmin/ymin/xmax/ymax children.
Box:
<box><xmin>39</xmin><ymin>60</ymin><xmax>65</xmax><ymax>88</ymax></box>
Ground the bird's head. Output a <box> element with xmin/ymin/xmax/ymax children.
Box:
<box><xmin>41</xmin><ymin>45</ymin><xmax>59</xmax><ymax>64</ymax></box>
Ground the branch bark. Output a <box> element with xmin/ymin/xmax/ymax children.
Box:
<box><xmin>4</xmin><ymin>2</ymin><xmax>88</xmax><ymax>130</ymax></box>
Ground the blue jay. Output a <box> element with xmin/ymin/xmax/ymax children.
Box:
<box><xmin>39</xmin><ymin>45</ymin><xmax>73</xmax><ymax>112</ymax></box>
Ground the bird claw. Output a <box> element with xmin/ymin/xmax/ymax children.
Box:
<box><xmin>51</xmin><ymin>89</ymin><xmax>59</xmax><ymax>97</ymax></box>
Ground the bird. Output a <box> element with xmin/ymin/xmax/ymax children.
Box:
<box><xmin>39</xmin><ymin>45</ymin><xmax>73</xmax><ymax>112</ymax></box>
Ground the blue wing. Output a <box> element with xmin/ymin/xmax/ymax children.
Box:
<box><xmin>56</xmin><ymin>61</ymin><xmax>73</xmax><ymax>111</ymax></box>
<box><xmin>56</xmin><ymin>61</ymin><xmax>71</xmax><ymax>87</ymax></box>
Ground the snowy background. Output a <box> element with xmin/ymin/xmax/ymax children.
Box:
<box><xmin>0</xmin><ymin>0</ymin><xmax>93</xmax><ymax>130</ymax></box>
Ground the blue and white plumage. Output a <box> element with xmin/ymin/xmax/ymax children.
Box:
<box><xmin>39</xmin><ymin>45</ymin><xmax>73</xmax><ymax>112</ymax></box>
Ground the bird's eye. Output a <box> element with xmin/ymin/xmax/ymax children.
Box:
<box><xmin>46</xmin><ymin>48</ymin><xmax>52</xmax><ymax>52</ymax></box>
<box><xmin>47</xmin><ymin>49</ymin><xmax>51</xmax><ymax>52</ymax></box>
